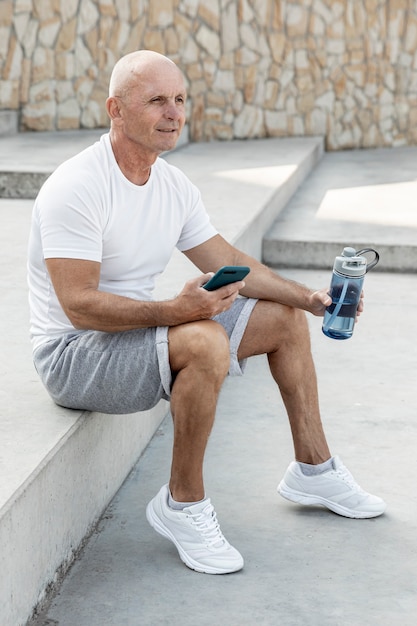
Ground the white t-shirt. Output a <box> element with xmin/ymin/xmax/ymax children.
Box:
<box><xmin>28</xmin><ymin>133</ymin><xmax>217</xmax><ymax>350</ymax></box>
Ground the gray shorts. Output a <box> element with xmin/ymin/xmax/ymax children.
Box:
<box><xmin>33</xmin><ymin>297</ymin><xmax>258</xmax><ymax>414</ymax></box>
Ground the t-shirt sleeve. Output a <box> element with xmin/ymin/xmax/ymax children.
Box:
<box><xmin>37</xmin><ymin>165</ymin><xmax>104</xmax><ymax>262</ymax></box>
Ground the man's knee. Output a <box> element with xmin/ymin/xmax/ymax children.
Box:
<box><xmin>281</xmin><ymin>303</ymin><xmax>308</xmax><ymax>331</ymax></box>
<box><xmin>238</xmin><ymin>300</ymin><xmax>310</xmax><ymax>360</ymax></box>
<box><xmin>168</xmin><ymin>320</ymin><xmax>230</xmax><ymax>376</ymax></box>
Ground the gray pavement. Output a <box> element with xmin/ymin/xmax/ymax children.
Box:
<box><xmin>32</xmin><ymin>267</ymin><xmax>417</xmax><ymax>626</ymax></box>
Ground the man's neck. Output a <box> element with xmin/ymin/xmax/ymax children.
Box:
<box><xmin>109</xmin><ymin>131</ymin><xmax>157</xmax><ymax>186</ymax></box>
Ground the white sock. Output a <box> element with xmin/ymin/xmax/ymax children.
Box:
<box><xmin>298</xmin><ymin>457</ymin><xmax>334</xmax><ymax>476</ymax></box>
<box><xmin>168</xmin><ymin>490</ymin><xmax>207</xmax><ymax>510</ymax></box>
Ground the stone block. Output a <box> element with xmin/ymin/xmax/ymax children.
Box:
<box><xmin>13</xmin><ymin>12</ymin><xmax>30</xmax><ymax>43</ymax></box>
<box><xmin>21</xmin><ymin>100</ymin><xmax>56</xmax><ymax>130</ymax></box>
<box><xmin>128</xmin><ymin>0</ymin><xmax>139</xmax><ymax>22</ymax></box>
<box><xmin>0</xmin><ymin>110</ymin><xmax>18</xmax><ymax>135</ymax></box>
<box><xmin>57</xmin><ymin>98</ymin><xmax>81</xmax><ymax>129</ymax></box>
<box><xmin>74</xmin><ymin>37</ymin><xmax>94</xmax><ymax>74</ymax></box>
<box><xmin>195</xmin><ymin>24</ymin><xmax>220</xmax><ymax>59</ymax></box>
<box><xmin>209</xmin><ymin>123</ymin><xmax>233</xmax><ymax>140</ymax></box>
<box><xmin>405</xmin><ymin>16</ymin><xmax>417</xmax><ymax>53</ymax></box>
<box><xmin>123</xmin><ymin>18</ymin><xmax>146</xmax><ymax>55</ymax></box>
<box><xmin>115</xmin><ymin>0</ymin><xmax>131</xmax><ymax>22</ymax></box>
<box><xmin>286</xmin><ymin>4</ymin><xmax>309</xmax><ymax>38</ymax></box>
<box><xmin>78</xmin><ymin>0</ymin><xmax>100</xmax><ymax>35</ymax></box>
<box><xmin>143</xmin><ymin>29</ymin><xmax>165</xmax><ymax>53</ymax></box>
<box><xmin>38</xmin><ymin>16</ymin><xmax>61</xmax><ymax>48</ymax></box>
<box><xmin>264</xmin><ymin>81</ymin><xmax>279</xmax><ymax>108</ymax></box>
<box><xmin>211</xmin><ymin>69</ymin><xmax>232</xmax><ymax>92</ymax></box>
<box><xmin>22</xmin><ymin>19</ymin><xmax>39</xmax><ymax>58</ymax></box>
<box><xmin>198</xmin><ymin>1</ymin><xmax>219</xmax><ymax>31</ymax></box>
<box><xmin>0</xmin><ymin>1</ymin><xmax>13</xmax><ymax>27</ymax></box>
<box><xmin>56</xmin><ymin>18</ymin><xmax>77</xmax><ymax>52</ymax></box>
<box><xmin>243</xmin><ymin>65</ymin><xmax>257</xmax><ymax>103</ymax></box>
<box><xmin>60</xmin><ymin>0</ymin><xmax>80</xmax><ymax>22</ymax></box>
<box><xmin>265</xmin><ymin>109</ymin><xmax>288</xmax><ymax>135</ymax></box>
<box><xmin>15</xmin><ymin>0</ymin><xmax>32</xmax><ymax>11</ymax></box>
<box><xmin>268</xmin><ymin>32</ymin><xmax>287</xmax><ymax>63</ymax></box>
<box><xmin>55</xmin><ymin>52</ymin><xmax>75</xmax><ymax>80</ymax></box>
<box><xmin>33</xmin><ymin>0</ymin><xmax>56</xmax><ymax>21</ymax></box>
<box><xmin>32</xmin><ymin>46</ymin><xmax>55</xmax><ymax>83</ymax></box>
<box><xmin>0</xmin><ymin>80</ymin><xmax>19</xmax><ymax>108</ymax></box>
<box><xmin>19</xmin><ymin>57</ymin><xmax>31</xmax><ymax>103</ymax></box>
<box><xmin>305</xmin><ymin>108</ymin><xmax>327</xmax><ymax>135</ymax></box>
<box><xmin>2</xmin><ymin>34</ymin><xmax>23</xmax><ymax>81</ymax></box>
<box><xmin>221</xmin><ymin>2</ymin><xmax>239</xmax><ymax>53</ymax></box>
<box><xmin>164</xmin><ymin>26</ymin><xmax>179</xmax><ymax>54</ymax></box>
<box><xmin>233</xmin><ymin>103</ymin><xmax>263</xmax><ymax>138</ymax></box>
<box><xmin>149</xmin><ymin>0</ymin><xmax>174</xmax><ymax>28</ymax></box>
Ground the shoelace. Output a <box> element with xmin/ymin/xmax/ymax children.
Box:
<box><xmin>187</xmin><ymin>504</ymin><xmax>227</xmax><ymax>548</ymax></box>
<box><xmin>333</xmin><ymin>466</ymin><xmax>367</xmax><ymax>495</ymax></box>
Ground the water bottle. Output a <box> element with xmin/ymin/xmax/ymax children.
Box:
<box><xmin>322</xmin><ymin>247</ymin><xmax>379</xmax><ymax>340</ymax></box>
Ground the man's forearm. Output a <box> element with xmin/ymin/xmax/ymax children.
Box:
<box><xmin>231</xmin><ymin>254</ymin><xmax>316</xmax><ymax>312</ymax></box>
<box><xmin>65</xmin><ymin>289</ymin><xmax>184</xmax><ymax>332</ymax></box>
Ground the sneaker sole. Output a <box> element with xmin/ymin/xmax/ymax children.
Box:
<box><xmin>146</xmin><ymin>501</ymin><xmax>243</xmax><ymax>574</ymax></box>
<box><xmin>277</xmin><ymin>482</ymin><xmax>386</xmax><ymax>519</ymax></box>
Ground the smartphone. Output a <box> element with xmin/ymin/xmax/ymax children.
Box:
<box><xmin>203</xmin><ymin>265</ymin><xmax>250</xmax><ymax>291</ymax></box>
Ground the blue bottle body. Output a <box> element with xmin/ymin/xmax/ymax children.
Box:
<box><xmin>322</xmin><ymin>271</ymin><xmax>364</xmax><ymax>340</ymax></box>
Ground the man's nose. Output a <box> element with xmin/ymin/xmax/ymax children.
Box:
<box><xmin>164</xmin><ymin>101</ymin><xmax>182</xmax><ymax>119</ymax></box>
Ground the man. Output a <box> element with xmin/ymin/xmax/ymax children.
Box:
<box><xmin>27</xmin><ymin>50</ymin><xmax>385</xmax><ymax>575</ymax></box>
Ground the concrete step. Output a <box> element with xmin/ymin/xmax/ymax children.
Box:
<box><xmin>0</xmin><ymin>134</ymin><xmax>324</xmax><ymax>626</ymax></box>
<box><xmin>0</xmin><ymin>127</ymin><xmax>190</xmax><ymax>199</ymax></box>
<box><xmin>0</xmin><ymin>130</ymin><xmax>104</xmax><ymax>198</ymax></box>
<box><xmin>262</xmin><ymin>145</ymin><xmax>417</xmax><ymax>273</ymax></box>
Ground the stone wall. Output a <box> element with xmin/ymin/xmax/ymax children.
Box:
<box><xmin>1</xmin><ymin>0</ymin><xmax>417</xmax><ymax>149</ymax></box>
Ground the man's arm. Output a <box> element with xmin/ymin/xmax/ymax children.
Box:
<box><xmin>45</xmin><ymin>257</ymin><xmax>245</xmax><ymax>332</ymax></box>
<box><xmin>184</xmin><ymin>234</ymin><xmax>333</xmax><ymax>317</ymax></box>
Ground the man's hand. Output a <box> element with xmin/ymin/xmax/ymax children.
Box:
<box><xmin>173</xmin><ymin>273</ymin><xmax>246</xmax><ymax>322</ymax></box>
<box><xmin>308</xmin><ymin>287</ymin><xmax>364</xmax><ymax>321</ymax></box>
<box><xmin>308</xmin><ymin>288</ymin><xmax>332</xmax><ymax>317</ymax></box>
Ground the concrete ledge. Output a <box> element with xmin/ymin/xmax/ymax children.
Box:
<box><xmin>262</xmin><ymin>145</ymin><xmax>417</xmax><ymax>273</ymax></box>
<box><xmin>0</xmin><ymin>130</ymin><xmax>104</xmax><ymax>198</ymax></box>
<box><xmin>0</xmin><ymin>127</ymin><xmax>189</xmax><ymax>199</ymax></box>
<box><xmin>0</xmin><ymin>135</ymin><xmax>323</xmax><ymax>625</ymax></box>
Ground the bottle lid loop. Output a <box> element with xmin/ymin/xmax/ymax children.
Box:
<box><xmin>355</xmin><ymin>248</ymin><xmax>379</xmax><ymax>273</ymax></box>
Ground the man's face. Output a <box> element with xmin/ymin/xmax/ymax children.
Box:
<box><xmin>114</xmin><ymin>64</ymin><xmax>187</xmax><ymax>157</ymax></box>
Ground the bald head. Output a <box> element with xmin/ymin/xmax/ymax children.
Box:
<box><xmin>106</xmin><ymin>50</ymin><xmax>187</xmax><ymax>167</ymax></box>
<box><xmin>109</xmin><ymin>50</ymin><xmax>183</xmax><ymax>98</ymax></box>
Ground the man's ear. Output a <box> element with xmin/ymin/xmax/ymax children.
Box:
<box><xmin>106</xmin><ymin>96</ymin><xmax>122</xmax><ymax>121</ymax></box>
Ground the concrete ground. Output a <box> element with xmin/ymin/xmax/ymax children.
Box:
<box><xmin>32</xmin><ymin>280</ymin><xmax>417</xmax><ymax>622</ymax></box>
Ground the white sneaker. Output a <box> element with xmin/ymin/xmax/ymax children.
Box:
<box><xmin>146</xmin><ymin>485</ymin><xmax>244</xmax><ymax>574</ymax></box>
<box><xmin>277</xmin><ymin>455</ymin><xmax>386</xmax><ymax>518</ymax></box>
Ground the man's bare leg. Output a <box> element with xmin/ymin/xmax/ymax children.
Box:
<box><xmin>146</xmin><ymin>319</ymin><xmax>244</xmax><ymax>574</ymax></box>
<box><xmin>167</xmin><ymin>319</ymin><xmax>230</xmax><ymax>502</ymax></box>
<box><xmin>237</xmin><ymin>300</ymin><xmax>331</xmax><ymax>464</ymax></box>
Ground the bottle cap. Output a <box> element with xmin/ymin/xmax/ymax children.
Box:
<box><xmin>333</xmin><ymin>247</ymin><xmax>367</xmax><ymax>277</ymax></box>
